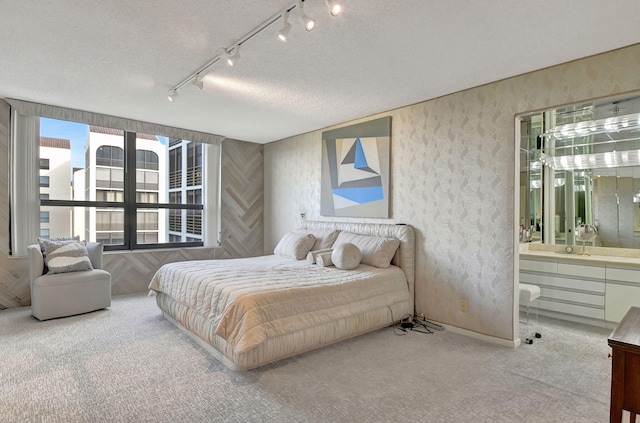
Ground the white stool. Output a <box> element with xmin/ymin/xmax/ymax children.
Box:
<box><xmin>519</xmin><ymin>283</ymin><xmax>542</xmax><ymax>344</ymax></box>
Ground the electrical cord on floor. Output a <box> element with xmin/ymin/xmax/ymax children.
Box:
<box><xmin>388</xmin><ymin>305</ymin><xmax>407</xmax><ymax>336</ymax></box>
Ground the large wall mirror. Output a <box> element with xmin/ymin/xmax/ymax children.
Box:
<box><xmin>519</xmin><ymin>93</ymin><xmax>640</xmax><ymax>249</ymax></box>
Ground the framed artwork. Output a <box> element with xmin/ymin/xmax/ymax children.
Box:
<box><xmin>321</xmin><ymin>116</ymin><xmax>391</xmax><ymax>218</ymax></box>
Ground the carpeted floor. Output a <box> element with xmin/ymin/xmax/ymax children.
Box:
<box><xmin>0</xmin><ymin>293</ymin><xmax>617</xmax><ymax>422</ymax></box>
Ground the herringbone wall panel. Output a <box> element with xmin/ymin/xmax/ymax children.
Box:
<box><xmin>220</xmin><ymin>139</ymin><xmax>264</xmax><ymax>258</ymax></box>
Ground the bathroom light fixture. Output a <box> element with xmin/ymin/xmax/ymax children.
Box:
<box><xmin>276</xmin><ymin>11</ymin><xmax>292</xmax><ymax>42</ymax></box>
<box><xmin>325</xmin><ymin>0</ymin><xmax>343</xmax><ymax>16</ymax></box>
<box><xmin>192</xmin><ymin>74</ymin><xmax>204</xmax><ymax>91</ymax></box>
<box><xmin>167</xmin><ymin>0</ymin><xmax>341</xmax><ymax>101</ymax></box>
<box><xmin>543</xmin><ymin>112</ymin><xmax>640</xmax><ymax>140</ymax></box>
<box><xmin>226</xmin><ymin>45</ymin><xmax>241</xmax><ymax>67</ymax></box>
<box><xmin>296</xmin><ymin>0</ymin><xmax>316</xmax><ymax>31</ymax></box>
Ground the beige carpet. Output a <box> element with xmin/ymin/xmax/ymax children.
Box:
<box><xmin>0</xmin><ymin>293</ymin><xmax>615</xmax><ymax>422</ymax></box>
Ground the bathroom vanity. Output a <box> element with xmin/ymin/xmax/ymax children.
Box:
<box><xmin>520</xmin><ymin>244</ymin><xmax>640</xmax><ymax>328</ymax></box>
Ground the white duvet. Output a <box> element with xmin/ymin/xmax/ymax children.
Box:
<box><xmin>148</xmin><ymin>255</ymin><xmax>410</xmax><ymax>353</ymax></box>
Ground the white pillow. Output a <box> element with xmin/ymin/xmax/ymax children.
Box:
<box><xmin>331</xmin><ymin>243</ymin><xmax>361</xmax><ymax>270</ymax></box>
<box><xmin>296</xmin><ymin>229</ymin><xmax>340</xmax><ymax>250</ymax></box>
<box><xmin>316</xmin><ymin>251</ymin><xmax>334</xmax><ymax>267</ymax></box>
<box><xmin>333</xmin><ymin>232</ymin><xmax>400</xmax><ymax>268</ymax></box>
<box><xmin>274</xmin><ymin>232</ymin><xmax>316</xmax><ymax>260</ymax></box>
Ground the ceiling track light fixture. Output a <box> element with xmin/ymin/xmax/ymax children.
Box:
<box><xmin>325</xmin><ymin>0</ymin><xmax>343</xmax><ymax>16</ymax></box>
<box><xmin>276</xmin><ymin>11</ymin><xmax>292</xmax><ymax>42</ymax></box>
<box><xmin>226</xmin><ymin>44</ymin><xmax>241</xmax><ymax>66</ymax></box>
<box><xmin>167</xmin><ymin>0</ymin><xmax>343</xmax><ymax>102</ymax></box>
<box><xmin>192</xmin><ymin>74</ymin><xmax>204</xmax><ymax>91</ymax></box>
<box><xmin>296</xmin><ymin>0</ymin><xmax>316</xmax><ymax>32</ymax></box>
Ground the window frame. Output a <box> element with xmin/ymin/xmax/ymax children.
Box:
<box><xmin>40</xmin><ymin>130</ymin><xmax>205</xmax><ymax>251</ymax></box>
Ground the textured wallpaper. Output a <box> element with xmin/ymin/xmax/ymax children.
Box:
<box><xmin>264</xmin><ymin>44</ymin><xmax>640</xmax><ymax>341</ymax></box>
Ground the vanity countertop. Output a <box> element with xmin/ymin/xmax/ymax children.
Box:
<box><xmin>520</xmin><ymin>249</ymin><xmax>640</xmax><ymax>269</ymax></box>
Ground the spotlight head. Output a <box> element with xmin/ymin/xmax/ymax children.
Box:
<box><xmin>192</xmin><ymin>75</ymin><xmax>204</xmax><ymax>91</ymax></box>
<box><xmin>302</xmin><ymin>15</ymin><xmax>316</xmax><ymax>31</ymax></box>
<box><xmin>226</xmin><ymin>45</ymin><xmax>241</xmax><ymax>67</ymax></box>
<box><xmin>296</xmin><ymin>0</ymin><xmax>316</xmax><ymax>32</ymax></box>
<box><xmin>168</xmin><ymin>90</ymin><xmax>178</xmax><ymax>102</ymax></box>
<box><xmin>326</xmin><ymin>0</ymin><xmax>343</xmax><ymax>16</ymax></box>
<box><xmin>276</xmin><ymin>11</ymin><xmax>292</xmax><ymax>42</ymax></box>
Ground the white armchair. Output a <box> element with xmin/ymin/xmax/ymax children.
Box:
<box><xmin>27</xmin><ymin>242</ymin><xmax>111</xmax><ymax>320</ymax></box>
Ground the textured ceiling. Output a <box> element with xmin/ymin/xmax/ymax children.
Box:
<box><xmin>1</xmin><ymin>1</ymin><xmax>639</xmax><ymax>144</ymax></box>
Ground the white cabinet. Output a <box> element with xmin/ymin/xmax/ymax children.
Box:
<box><xmin>519</xmin><ymin>255</ymin><xmax>640</xmax><ymax>326</ymax></box>
<box><xmin>605</xmin><ymin>266</ymin><xmax>640</xmax><ymax>323</ymax></box>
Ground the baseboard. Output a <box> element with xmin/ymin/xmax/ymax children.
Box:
<box><xmin>431</xmin><ymin>320</ymin><xmax>520</xmax><ymax>348</ymax></box>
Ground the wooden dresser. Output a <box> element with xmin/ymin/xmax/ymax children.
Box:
<box><xmin>609</xmin><ymin>306</ymin><xmax>640</xmax><ymax>423</ymax></box>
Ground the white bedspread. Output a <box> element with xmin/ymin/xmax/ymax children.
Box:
<box><xmin>148</xmin><ymin>255</ymin><xmax>410</xmax><ymax>353</ymax></box>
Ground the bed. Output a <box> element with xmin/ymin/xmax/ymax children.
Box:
<box><xmin>148</xmin><ymin>221</ymin><xmax>415</xmax><ymax>370</ymax></box>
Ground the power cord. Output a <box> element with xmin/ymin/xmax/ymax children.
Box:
<box><xmin>388</xmin><ymin>305</ymin><xmax>407</xmax><ymax>336</ymax></box>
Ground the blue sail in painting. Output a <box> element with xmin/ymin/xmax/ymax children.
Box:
<box><xmin>334</xmin><ymin>137</ymin><xmax>383</xmax><ymax>204</ymax></box>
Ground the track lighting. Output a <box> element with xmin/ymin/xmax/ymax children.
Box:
<box><xmin>326</xmin><ymin>0</ymin><xmax>343</xmax><ymax>16</ymax></box>
<box><xmin>276</xmin><ymin>11</ymin><xmax>292</xmax><ymax>42</ymax></box>
<box><xmin>168</xmin><ymin>0</ymin><xmax>345</xmax><ymax>102</ymax></box>
<box><xmin>192</xmin><ymin>74</ymin><xmax>204</xmax><ymax>91</ymax></box>
<box><xmin>296</xmin><ymin>0</ymin><xmax>316</xmax><ymax>32</ymax></box>
<box><xmin>226</xmin><ymin>45</ymin><xmax>241</xmax><ymax>66</ymax></box>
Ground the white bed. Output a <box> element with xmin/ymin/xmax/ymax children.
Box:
<box><xmin>148</xmin><ymin>221</ymin><xmax>415</xmax><ymax>370</ymax></box>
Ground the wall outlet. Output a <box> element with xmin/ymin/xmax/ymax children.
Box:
<box><xmin>460</xmin><ymin>300</ymin><xmax>468</xmax><ymax>313</ymax></box>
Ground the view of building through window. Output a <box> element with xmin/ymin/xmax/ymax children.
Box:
<box><xmin>38</xmin><ymin>118</ymin><xmax>204</xmax><ymax>248</ymax></box>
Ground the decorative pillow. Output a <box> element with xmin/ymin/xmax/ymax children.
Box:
<box><xmin>38</xmin><ymin>239</ymin><xmax>93</xmax><ymax>274</ymax></box>
<box><xmin>333</xmin><ymin>232</ymin><xmax>400</xmax><ymax>268</ymax></box>
<box><xmin>38</xmin><ymin>236</ymin><xmax>80</xmax><ymax>251</ymax></box>
<box><xmin>306</xmin><ymin>248</ymin><xmax>333</xmax><ymax>264</ymax></box>
<box><xmin>274</xmin><ymin>232</ymin><xmax>316</xmax><ymax>260</ymax></box>
<box><xmin>331</xmin><ymin>243</ymin><xmax>361</xmax><ymax>270</ymax></box>
<box><xmin>316</xmin><ymin>251</ymin><xmax>334</xmax><ymax>267</ymax></box>
<box><xmin>296</xmin><ymin>229</ymin><xmax>340</xmax><ymax>250</ymax></box>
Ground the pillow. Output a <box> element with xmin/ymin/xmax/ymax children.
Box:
<box><xmin>333</xmin><ymin>232</ymin><xmax>400</xmax><ymax>268</ymax></box>
<box><xmin>315</xmin><ymin>251</ymin><xmax>334</xmax><ymax>267</ymax></box>
<box><xmin>296</xmin><ymin>229</ymin><xmax>340</xmax><ymax>250</ymax></box>
<box><xmin>274</xmin><ymin>232</ymin><xmax>316</xmax><ymax>260</ymax></box>
<box><xmin>306</xmin><ymin>248</ymin><xmax>333</xmax><ymax>264</ymax></box>
<box><xmin>331</xmin><ymin>243</ymin><xmax>361</xmax><ymax>270</ymax></box>
<box><xmin>38</xmin><ymin>239</ymin><xmax>93</xmax><ymax>274</ymax></box>
<box><xmin>38</xmin><ymin>236</ymin><xmax>80</xmax><ymax>251</ymax></box>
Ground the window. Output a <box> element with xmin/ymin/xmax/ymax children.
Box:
<box><xmin>96</xmin><ymin>145</ymin><xmax>124</xmax><ymax>167</ymax></box>
<box><xmin>39</xmin><ymin>228</ymin><xmax>50</xmax><ymax>239</ymax></box>
<box><xmin>39</xmin><ymin>158</ymin><xmax>49</xmax><ymax>170</ymax></box>
<box><xmin>29</xmin><ymin>118</ymin><xmax>210</xmax><ymax>250</ymax></box>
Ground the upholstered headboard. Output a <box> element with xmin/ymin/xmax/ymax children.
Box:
<box><xmin>299</xmin><ymin>221</ymin><xmax>415</xmax><ymax>312</ymax></box>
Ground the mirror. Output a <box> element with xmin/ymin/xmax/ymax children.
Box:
<box><xmin>519</xmin><ymin>93</ymin><xmax>640</xmax><ymax>250</ymax></box>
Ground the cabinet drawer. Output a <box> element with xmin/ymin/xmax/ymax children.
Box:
<box><xmin>606</xmin><ymin>267</ymin><xmax>640</xmax><ymax>285</ymax></box>
<box><xmin>520</xmin><ymin>272</ymin><xmax>605</xmax><ymax>293</ymax></box>
<box><xmin>520</xmin><ymin>259</ymin><xmax>557</xmax><ymax>273</ymax></box>
<box><xmin>536</xmin><ymin>299</ymin><xmax>605</xmax><ymax>320</ymax></box>
<box><xmin>540</xmin><ymin>287</ymin><xmax>604</xmax><ymax>307</ymax></box>
<box><xmin>557</xmin><ymin>262</ymin><xmax>606</xmax><ymax>279</ymax></box>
